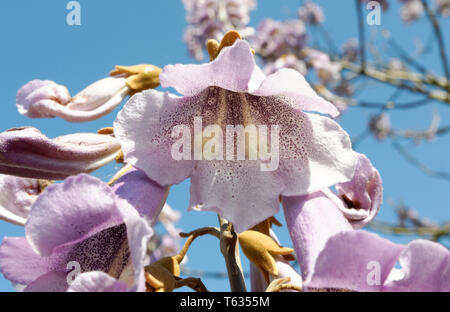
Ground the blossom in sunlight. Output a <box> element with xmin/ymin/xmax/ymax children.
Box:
<box><xmin>0</xmin><ymin>173</ymin><xmax>168</xmax><ymax>292</ymax></box>
<box><xmin>253</xmin><ymin>19</ymin><xmax>307</xmax><ymax>63</ymax></box>
<box><xmin>0</xmin><ymin>127</ymin><xmax>121</xmax><ymax>180</ymax></box>
<box><xmin>400</xmin><ymin>0</ymin><xmax>424</xmax><ymax>23</ymax></box>
<box><xmin>183</xmin><ymin>0</ymin><xmax>256</xmax><ymax>60</ymax></box>
<box><xmin>114</xmin><ymin>36</ymin><xmax>357</xmax><ymax>232</ymax></box>
<box><xmin>16</xmin><ymin>65</ymin><xmax>161</xmax><ymax>122</ymax></box>
<box><xmin>0</xmin><ymin>175</ymin><xmax>50</xmax><ymax>226</ymax></box>
<box><xmin>297</xmin><ymin>1</ymin><xmax>325</xmax><ymax>25</ymax></box>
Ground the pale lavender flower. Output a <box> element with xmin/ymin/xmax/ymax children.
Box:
<box><xmin>400</xmin><ymin>0</ymin><xmax>424</xmax><ymax>23</ymax></box>
<box><xmin>0</xmin><ymin>127</ymin><xmax>121</xmax><ymax>180</ymax></box>
<box><xmin>308</xmin><ymin>49</ymin><xmax>341</xmax><ymax>84</ymax></box>
<box><xmin>0</xmin><ymin>173</ymin><xmax>167</xmax><ymax>292</ymax></box>
<box><xmin>0</xmin><ymin>175</ymin><xmax>45</xmax><ymax>226</ymax></box>
<box><xmin>263</xmin><ymin>55</ymin><xmax>307</xmax><ymax>76</ymax></box>
<box><xmin>16</xmin><ymin>77</ymin><xmax>129</xmax><ymax>122</ymax></box>
<box><xmin>114</xmin><ymin>40</ymin><xmax>357</xmax><ymax>232</ymax></box>
<box><xmin>388</xmin><ymin>58</ymin><xmax>407</xmax><ymax>71</ymax></box>
<box><xmin>369</xmin><ymin>113</ymin><xmax>391</xmax><ymax>140</ymax></box>
<box><xmin>298</xmin><ymin>1</ymin><xmax>325</xmax><ymax>25</ymax></box>
<box><xmin>253</xmin><ymin>19</ymin><xmax>307</xmax><ymax>62</ymax></box>
<box><xmin>183</xmin><ymin>0</ymin><xmax>256</xmax><ymax>60</ymax></box>
<box><xmin>333</xmin><ymin>153</ymin><xmax>383</xmax><ymax>229</ymax></box>
<box><xmin>282</xmin><ymin>190</ymin><xmax>449</xmax><ymax>291</ymax></box>
<box><xmin>341</xmin><ymin>39</ymin><xmax>360</xmax><ymax>62</ymax></box>
<box><xmin>436</xmin><ymin>0</ymin><xmax>450</xmax><ymax>17</ymax></box>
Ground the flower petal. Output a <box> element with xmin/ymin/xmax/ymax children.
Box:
<box><xmin>25</xmin><ymin>174</ymin><xmax>123</xmax><ymax>256</ymax></box>
<box><xmin>384</xmin><ymin>240</ymin><xmax>450</xmax><ymax>292</ymax></box>
<box><xmin>160</xmin><ymin>40</ymin><xmax>265</xmax><ymax>95</ymax></box>
<box><xmin>0</xmin><ymin>127</ymin><xmax>121</xmax><ymax>180</ymax></box>
<box><xmin>0</xmin><ymin>237</ymin><xmax>68</xmax><ymax>285</ymax></box>
<box><xmin>251</xmin><ymin>68</ymin><xmax>339</xmax><ymax>117</ymax></box>
<box><xmin>16</xmin><ymin>80</ymin><xmax>70</xmax><ymax>118</ymax></box>
<box><xmin>0</xmin><ymin>174</ymin><xmax>41</xmax><ymax>226</ymax></box>
<box><xmin>23</xmin><ymin>271</ymin><xmax>69</xmax><ymax>292</ymax></box>
<box><xmin>282</xmin><ymin>192</ymin><xmax>352</xmax><ymax>283</ymax></box>
<box><xmin>114</xmin><ymin>89</ymin><xmax>198</xmax><ymax>186</ymax></box>
<box><xmin>112</xmin><ymin>167</ymin><xmax>169</xmax><ymax>222</ymax></box>
<box><xmin>68</xmin><ymin>271</ymin><xmax>129</xmax><ymax>292</ymax></box>
<box><xmin>335</xmin><ymin>153</ymin><xmax>383</xmax><ymax>229</ymax></box>
<box><xmin>307</xmin><ymin>231</ymin><xmax>404</xmax><ymax>292</ymax></box>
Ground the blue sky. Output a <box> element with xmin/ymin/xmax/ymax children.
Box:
<box><xmin>0</xmin><ymin>0</ymin><xmax>448</xmax><ymax>291</ymax></box>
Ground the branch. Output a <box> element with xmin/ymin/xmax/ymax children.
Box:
<box><xmin>369</xmin><ymin>220</ymin><xmax>450</xmax><ymax>241</ymax></box>
<box><xmin>421</xmin><ymin>0</ymin><xmax>450</xmax><ymax>85</ymax></box>
<box><xmin>393</xmin><ymin>141</ymin><xmax>450</xmax><ymax>182</ymax></box>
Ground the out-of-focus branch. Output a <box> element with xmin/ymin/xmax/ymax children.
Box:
<box><xmin>355</xmin><ymin>0</ymin><xmax>366</xmax><ymax>71</ymax></box>
<box><xmin>340</xmin><ymin>60</ymin><xmax>449</xmax><ymax>103</ymax></box>
<box><xmin>392</xmin><ymin>141</ymin><xmax>450</xmax><ymax>182</ymax></box>
<box><xmin>421</xmin><ymin>0</ymin><xmax>450</xmax><ymax>84</ymax></box>
<box><xmin>369</xmin><ymin>220</ymin><xmax>450</xmax><ymax>241</ymax></box>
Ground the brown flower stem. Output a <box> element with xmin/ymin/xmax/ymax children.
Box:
<box><xmin>218</xmin><ymin>215</ymin><xmax>247</xmax><ymax>292</ymax></box>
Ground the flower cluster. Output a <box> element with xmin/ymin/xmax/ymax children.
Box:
<box><xmin>0</xmin><ymin>0</ymin><xmax>449</xmax><ymax>293</ymax></box>
<box><xmin>183</xmin><ymin>0</ymin><xmax>256</xmax><ymax>60</ymax></box>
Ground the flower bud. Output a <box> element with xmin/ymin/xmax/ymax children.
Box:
<box><xmin>0</xmin><ymin>127</ymin><xmax>121</xmax><ymax>180</ymax></box>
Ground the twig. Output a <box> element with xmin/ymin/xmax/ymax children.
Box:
<box><xmin>421</xmin><ymin>0</ymin><xmax>450</xmax><ymax>85</ymax></box>
<box><xmin>355</xmin><ymin>0</ymin><xmax>366</xmax><ymax>71</ymax></box>
<box><xmin>369</xmin><ymin>220</ymin><xmax>450</xmax><ymax>240</ymax></box>
<box><xmin>393</xmin><ymin>141</ymin><xmax>450</xmax><ymax>182</ymax></box>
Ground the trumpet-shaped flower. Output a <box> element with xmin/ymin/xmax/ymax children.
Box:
<box><xmin>0</xmin><ymin>173</ymin><xmax>168</xmax><ymax>292</ymax></box>
<box><xmin>114</xmin><ymin>39</ymin><xmax>357</xmax><ymax>232</ymax></box>
<box><xmin>282</xmin><ymin>189</ymin><xmax>449</xmax><ymax>291</ymax></box>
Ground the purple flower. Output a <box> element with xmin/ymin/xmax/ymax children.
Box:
<box><xmin>436</xmin><ymin>0</ymin><xmax>450</xmax><ymax>17</ymax></box>
<box><xmin>282</xmin><ymin>182</ymin><xmax>449</xmax><ymax>292</ymax></box>
<box><xmin>298</xmin><ymin>1</ymin><xmax>325</xmax><ymax>25</ymax></box>
<box><xmin>307</xmin><ymin>231</ymin><xmax>450</xmax><ymax>292</ymax></box>
<box><xmin>400</xmin><ymin>0</ymin><xmax>424</xmax><ymax>23</ymax></box>
<box><xmin>263</xmin><ymin>55</ymin><xmax>307</xmax><ymax>76</ymax></box>
<box><xmin>341</xmin><ymin>39</ymin><xmax>360</xmax><ymax>62</ymax></box>
<box><xmin>0</xmin><ymin>172</ymin><xmax>167</xmax><ymax>292</ymax></box>
<box><xmin>308</xmin><ymin>49</ymin><xmax>341</xmax><ymax>84</ymax></box>
<box><xmin>253</xmin><ymin>19</ymin><xmax>307</xmax><ymax>63</ymax></box>
<box><xmin>17</xmin><ymin>77</ymin><xmax>129</xmax><ymax>123</ymax></box>
<box><xmin>369</xmin><ymin>113</ymin><xmax>391</xmax><ymax>140</ymax></box>
<box><xmin>334</xmin><ymin>153</ymin><xmax>383</xmax><ymax>229</ymax></box>
<box><xmin>183</xmin><ymin>0</ymin><xmax>256</xmax><ymax>60</ymax></box>
<box><xmin>0</xmin><ymin>174</ymin><xmax>46</xmax><ymax>226</ymax></box>
<box><xmin>0</xmin><ymin>127</ymin><xmax>121</xmax><ymax>180</ymax></box>
<box><xmin>114</xmin><ymin>40</ymin><xmax>357</xmax><ymax>232</ymax></box>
